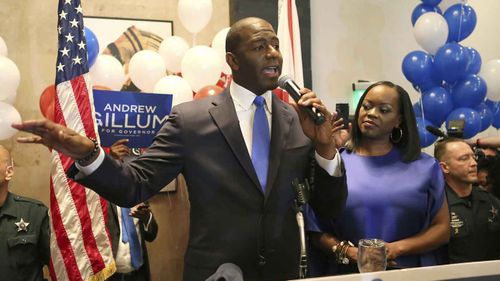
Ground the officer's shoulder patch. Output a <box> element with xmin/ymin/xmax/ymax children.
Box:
<box><xmin>13</xmin><ymin>194</ymin><xmax>47</xmax><ymax>208</ymax></box>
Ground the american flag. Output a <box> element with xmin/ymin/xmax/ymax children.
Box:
<box><xmin>50</xmin><ymin>0</ymin><xmax>115</xmax><ymax>280</ymax></box>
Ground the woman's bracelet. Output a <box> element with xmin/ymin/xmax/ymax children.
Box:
<box><xmin>332</xmin><ymin>240</ymin><xmax>354</xmax><ymax>264</ymax></box>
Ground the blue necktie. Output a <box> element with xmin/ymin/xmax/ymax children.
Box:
<box><xmin>121</xmin><ymin>207</ymin><xmax>143</xmax><ymax>269</ymax></box>
<box><xmin>252</xmin><ymin>96</ymin><xmax>270</xmax><ymax>192</ymax></box>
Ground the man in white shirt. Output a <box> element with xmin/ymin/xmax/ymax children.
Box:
<box><xmin>107</xmin><ymin>201</ymin><xmax>157</xmax><ymax>281</ymax></box>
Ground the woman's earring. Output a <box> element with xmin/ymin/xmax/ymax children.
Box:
<box><xmin>390</xmin><ymin>127</ymin><xmax>403</xmax><ymax>143</ymax></box>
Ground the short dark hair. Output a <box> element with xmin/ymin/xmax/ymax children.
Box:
<box><xmin>225</xmin><ymin>26</ymin><xmax>241</xmax><ymax>54</ymax></box>
<box><xmin>434</xmin><ymin>137</ymin><xmax>466</xmax><ymax>161</ymax></box>
<box><xmin>225</xmin><ymin>17</ymin><xmax>264</xmax><ymax>54</ymax></box>
<box><xmin>350</xmin><ymin>81</ymin><xmax>420</xmax><ymax>162</ymax></box>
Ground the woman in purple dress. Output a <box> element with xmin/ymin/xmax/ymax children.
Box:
<box><xmin>307</xmin><ymin>81</ymin><xmax>450</xmax><ymax>275</ymax></box>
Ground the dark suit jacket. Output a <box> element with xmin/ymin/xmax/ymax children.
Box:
<box><xmin>74</xmin><ymin>90</ymin><xmax>347</xmax><ymax>281</ymax></box>
<box><xmin>106</xmin><ymin>202</ymin><xmax>158</xmax><ymax>281</ymax></box>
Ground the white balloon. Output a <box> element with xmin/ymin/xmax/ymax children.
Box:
<box><xmin>413</xmin><ymin>12</ymin><xmax>449</xmax><ymax>55</ymax></box>
<box><xmin>181</xmin><ymin>46</ymin><xmax>222</xmax><ymax>92</ymax></box>
<box><xmin>0</xmin><ymin>56</ymin><xmax>20</xmax><ymax>93</ymax></box>
<box><xmin>89</xmin><ymin>55</ymin><xmax>126</xmax><ymax>91</ymax></box>
<box><xmin>480</xmin><ymin>60</ymin><xmax>500</xmax><ymax>101</ymax></box>
<box><xmin>0</xmin><ymin>101</ymin><xmax>21</xmax><ymax>140</ymax></box>
<box><xmin>178</xmin><ymin>0</ymin><xmax>213</xmax><ymax>34</ymax></box>
<box><xmin>153</xmin><ymin>75</ymin><xmax>193</xmax><ymax>106</ymax></box>
<box><xmin>129</xmin><ymin>50</ymin><xmax>166</xmax><ymax>92</ymax></box>
<box><xmin>439</xmin><ymin>0</ymin><xmax>467</xmax><ymax>13</ymax></box>
<box><xmin>211</xmin><ymin>27</ymin><xmax>231</xmax><ymax>74</ymax></box>
<box><xmin>0</xmin><ymin>90</ymin><xmax>17</xmax><ymax>105</ymax></box>
<box><xmin>0</xmin><ymin>36</ymin><xmax>7</xmax><ymax>57</ymax></box>
<box><xmin>159</xmin><ymin>36</ymin><xmax>190</xmax><ymax>73</ymax></box>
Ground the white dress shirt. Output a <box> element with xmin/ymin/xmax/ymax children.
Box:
<box><xmin>115</xmin><ymin>207</ymin><xmax>143</xmax><ymax>273</ymax></box>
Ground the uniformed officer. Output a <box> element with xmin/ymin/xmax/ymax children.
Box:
<box><xmin>435</xmin><ymin>138</ymin><xmax>500</xmax><ymax>263</ymax></box>
<box><xmin>0</xmin><ymin>145</ymin><xmax>50</xmax><ymax>281</ymax></box>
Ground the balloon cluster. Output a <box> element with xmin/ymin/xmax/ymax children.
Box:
<box><xmin>0</xmin><ymin>35</ymin><xmax>22</xmax><ymax>140</ymax></box>
<box><xmin>84</xmin><ymin>0</ymin><xmax>228</xmax><ymax>109</ymax></box>
<box><xmin>403</xmin><ymin>0</ymin><xmax>500</xmax><ymax>147</ymax></box>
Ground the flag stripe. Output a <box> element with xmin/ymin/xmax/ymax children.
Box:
<box><xmin>49</xmin><ymin>172</ymin><xmax>84</xmax><ymax>281</ymax></box>
<box><xmin>70</xmin><ymin>75</ymin><xmax>97</xmax><ymax>138</ymax></box>
<box><xmin>62</xmin><ymin>155</ymin><xmax>106</xmax><ymax>275</ymax></box>
<box><xmin>287</xmin><ymin>0</ymin><xmax>295</xmax><ymax>66</ymax></box>
<box><xmin>51</xmin><ymin>150</ymin><xmax>90</xmax><ymax>280</ymax></box>
<box><xmin>56</xmin><ymin>81</ymin><xmax>86</xmax><ymax>136</ymax></box>
<box><xmin>54</xmin><ymin>83</ymin><xmax>110</xmax><ymax>278</ymax></box>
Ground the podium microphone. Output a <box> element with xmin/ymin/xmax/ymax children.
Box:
<box><xmin>292</xmin><ymin>178</ymin><xmax>310</xmax><ymax>279</ymax></box>
<box><xmin>278</xmin><ymin>75</ymin><xmax>326</xmax><ymax>125</ymax></box>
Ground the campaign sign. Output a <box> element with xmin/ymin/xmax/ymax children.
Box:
<box><xmin>93</xmin><ymin>90</ymin><xmax>173</xmax><ymax>148</ymax></box>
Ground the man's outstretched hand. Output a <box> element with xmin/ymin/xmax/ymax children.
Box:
<box><xmin>12</xmin><ymin>119</ymin><xmax>95</xmax><ymax>160</ymax></box>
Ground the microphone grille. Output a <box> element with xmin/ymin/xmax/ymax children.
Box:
<box><xmin>278</xmin><ymin>75</ymin><xmax>292</xmax><ymax>88</ymax></box>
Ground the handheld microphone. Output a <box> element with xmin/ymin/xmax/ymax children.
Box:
<box><xmin>425</xmin><ymin>125</ymin><xmax>446</xmax><ymax>138</ymax></box>
<box><xmin>278</xmin><ymin>75</ymin><xmax>326</xmax><ymax>125</ymax></box>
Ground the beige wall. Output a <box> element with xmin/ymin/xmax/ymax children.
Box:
<box><xmin>0</xmin><ymin>0</ymin><xmax>228</xmax><ymax>280</ymax></box>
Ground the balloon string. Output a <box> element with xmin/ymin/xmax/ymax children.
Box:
<box><xmin>418</xmin><ymin>94</ymin><xmax>428</xmax><ymax>145</ymax></box>
<box><xmin>458</xmin><ymin>3</ymin><xmax>464</xmax><ymax>41</ymax></box>
<box><xmin>419</xmin><ymin>90</ymin><xmax>426</xmax><ymax>124</ymax></box>
<box><xmin>192</xmin><ymin>33</ymin><xmax>197</xmax><ymax>46</ymax></box>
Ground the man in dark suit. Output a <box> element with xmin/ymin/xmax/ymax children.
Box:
<box><xmin>107</xmin><ymin>201</ymin><xmax>158</xmax><ymax>281</ymax></box>
<box><xmin>14</xmin><ymin>17</ymin><xmax>347</xmax><ymax>281</ymax></box>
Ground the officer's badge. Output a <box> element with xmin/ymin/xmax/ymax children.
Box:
<box><xmin>450</xmin><ymin>212</ymin><xmax>464</xmax><ymax>235</ymax></box>
<box><xmin>15</xmin><ymin>218</ymin><xmax>29</xmax><ymax>232</ymax></box>
<box><xmin>489</xmin><ymin>206</ymin><xmax>498</xmax><ymax>223</ymax></box>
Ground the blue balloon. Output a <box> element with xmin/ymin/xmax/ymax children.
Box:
<box><xmin>475</xmin><ymin>103</ymin><xmax>493</xmax><ymax>131</ymax></box>
<box><xmin>402</xmin><ymin>51</ymin><xmax>436</xmax><ymax>90</ymax></box>
<box><xmin>84</xmin><ymin>27</ymin><xmax>99</xmax><ymax>68</ymax></box>
<box><xmin>444</xmin><ymin>4</ymin><xmax>477</xmax><ymax>42</ymax></box>
<box><xmin>493</xmin><ymin>110</ymin><xmax>500</xmax><ymax>129</ymax></box>
<box><xmin>465</xmin><ymin>47</ymin><xmax>482</xmax><ymax>75</ymax></box>
<box><xmin>422</xmin><ymin>87</ymin><xmax>453</xmax><ymax>126</ymax></box>
<box><xmin>452</xmin><ymin>74</ymin><xmax>487</xmax><ymax>108</ymax></box>
<box><xmin>434</xmin><ymin>43</ymin><xmax>471</xmax><ymax>84</ymax></box>
<box><xmin>416</xmin><ymin>117</ymin><xmax>438</xmax><ymax>147</ymax></box>
<box><xmin>485</xmin><ymin>99</ymin><xmax>500</xmax><ymax>115</ymax></box>
<box><xmin>421</xmin><ymin>0</ymin><xmax>442</xmax><ymax>6</ymax></box>
<box><xmin>446</xmin><ymin>107</ymin><xmax>481</xmax><ymax>138</ymax></box>
<box><xmin>412</xmin><ymin>4</ymin><xmax>442</xmax><ymax>26</ymax></box>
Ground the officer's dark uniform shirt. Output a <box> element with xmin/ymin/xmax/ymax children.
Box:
<box><xmin>0</xmin><ymin>192</ymin><xmax>50</xmax><ymax>281</ymax></box>
<box><xmin>446</xmin><ymin>184</ymin><xmax>500</xmax><ymax>263</ymax></box>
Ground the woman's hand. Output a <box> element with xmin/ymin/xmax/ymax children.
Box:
<box><xmin>346</xmin><ymin>246</ymin><xmax>358</xmax><ymax>263</ymax></box>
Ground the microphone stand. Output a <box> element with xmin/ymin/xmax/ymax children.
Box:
<box><xmin>292</xmin><ymin>178</ymin><xmax>309</xmax><ymax>279</ymax></box>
